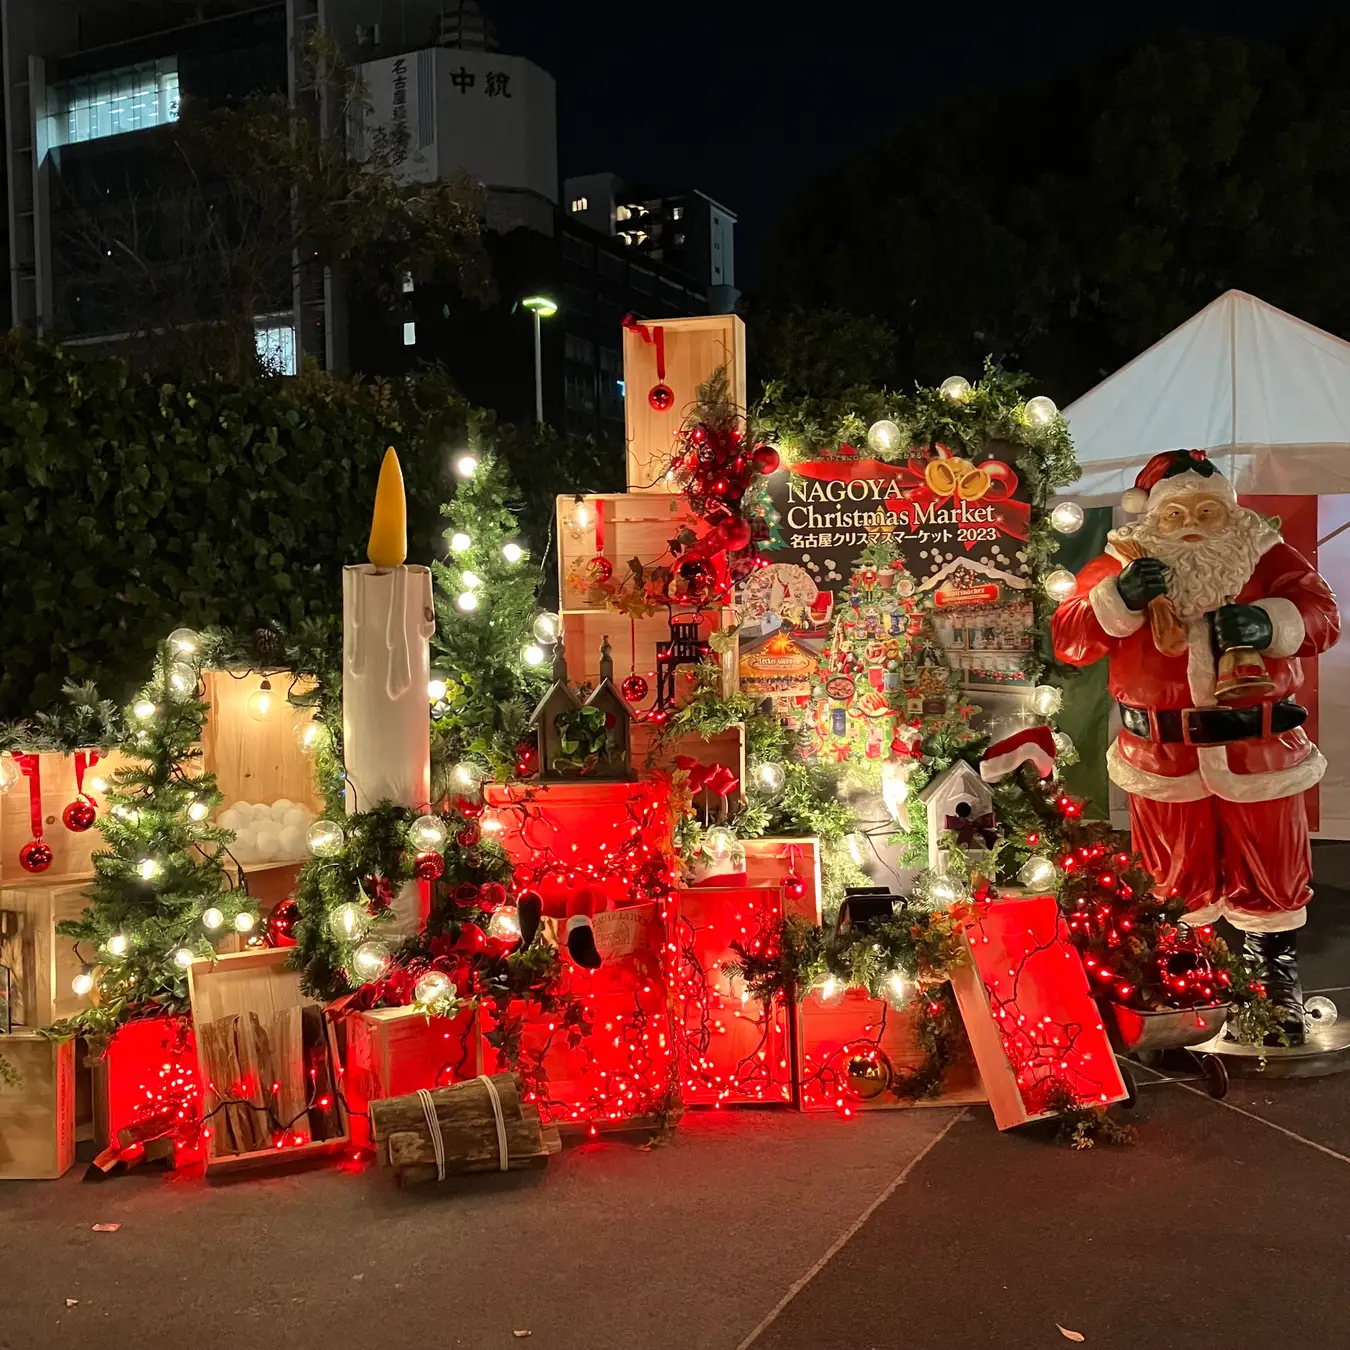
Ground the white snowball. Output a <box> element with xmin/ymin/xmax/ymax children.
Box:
<box><xmin>281</xmin><ymin>806</ymin><xmax>309</xmax><ymax>829</ymax></box>
<box><xmin>218</xmin><ymin>807</ymin><xmax>245</xmax><ymax>834</ymax></box>
<box><xmin>277</xmin><ymin>824</ymin><xmax>306</xmax><ymax>859</ymax></box>
<box><xmin>234</xmin><ymin>801</ymin><xmax>261</xmax><ymax>820</ymax></box>
<box><xmin>233</xmin><ymin>824</ymin><xmax>259</xmax><ymax>862</ymax></box>
<box><xmin>271</xmin><ymin>798</ymin><xmax>296</xmax><ymax>815</ymax></box>
<box><xmin>253</xmin><ymin>826</ymin><xmax>282</xmax><ymax>861</ymax></box>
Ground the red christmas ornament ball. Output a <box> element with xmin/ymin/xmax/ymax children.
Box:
<box><xmin>414</xmin><ymin>850</ymin><xmax>446</xmax><ymax>881</ymax></box>
<box><xmin>783</xmin><ymin>873</ymin><xmax>807</xmax><ymax>902</ymax></box>
<box><xmin>266</xmin><ymin>898</ymin><xmax>300</xmax><ymax>948</ymax></box>
<box><xmin>586</xmin><ymin>555</ymin><xmax>614</xmax><ymax>583</ymax></box>
<box><xmin>455</xmin><ymin>823</ymin><xmax>481</xmax><ymax>849</ymax></box>
<box><xmin>621</xmin><ymin>674</ymin><xmax>649</xmax><ymax>704</ymax></box>
<box><xmin>62</xmin><ymin>798</ymin><xmax>97</xmax><ymax>832</ymax></box>
<box><xmin>457</xmin><ymin>922</ymin><xmax>488</xmax><ymax>954</ymax></box>
<box><xmin>19</xmin><ymin>840</ymin><xmax>53</xmax><ymax>873</ymax></box>
<box><xmin>648</xmin><ymin>383</ymin><xmax>675</xmax><ymax>412</ymax></box>
<box><xmin>479</xmin><ymin>881</ymin><xmax>507</xmax><ymax>908</ymax></box>
<box><xmin>751</xmin><ymin>444</ymin><xmax>781</xmax><ymax>475</ymax></box>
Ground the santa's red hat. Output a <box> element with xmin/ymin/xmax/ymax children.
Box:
<box><xmin>1121</xmin><ymin>448</ymin><xmax>1235</xmax><ymax>515</ymax></box>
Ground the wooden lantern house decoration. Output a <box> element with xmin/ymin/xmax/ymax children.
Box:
<box><xmin>528</xmin><ymin>636</ymin><xmax>635</xmax><ymax>782</ymax></box>
<box><xmin>655</xmin><ymin>615</ymin><xmax>713</xmax><ymax>712</ymax></box>
<box><xmin>916</xmin><ymin>761</ymin><xmax>996</xmax><ymax>873</ymax></box>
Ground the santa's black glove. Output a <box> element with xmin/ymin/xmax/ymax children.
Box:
<box><xmin>1211</xmin><ymin>603</ymin><xmax>1273</xmax><ymax>652</ymax></box>
<box><xmin>1115</xmin><ymin>557</ymin><xmax>1169</xmax><ymax>612</ymax></box>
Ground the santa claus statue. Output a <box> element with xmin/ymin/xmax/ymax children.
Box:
<box><xmin>1052</xmin><ymin>448</ymin><xmax>1340</xmax><ymax>1043</ymax></box>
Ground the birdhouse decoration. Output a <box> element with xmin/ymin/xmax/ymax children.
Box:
<box><xmin>655</xmin><ymin>615</ymin><xmax>713</xmax><ymax>713</ymax></box>
<box><xmin>527</xmin><ymin>637</ymin><xmax>635</xmax><ymax>781</ymax></box>
<box><xmin>916</xmin><ymin>760</ymin><xmax>996</xmax><ymax>874</ymax></box>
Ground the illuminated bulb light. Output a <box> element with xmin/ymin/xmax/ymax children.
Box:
<box><xmin>296</xmin><ymin>720</ymin><xmax>323</xmax><ymax>753</ymax></box>
<box><xmin>0</xmin><ymin>752</ymin><xmax>21</xmax><ymax>795</ymax></box>
<box><xmin>487</xmin><ymin>905</ymin><xmax>521</xmax><ymax>942</ymax></box>
<box><xmin>866</xmin><ymin>419</ymin><xmax>901</xmax><ymax>454</ymax></box>
<box><xmin>939</xmin><ymin>375</ymin><xmax>972</xmax><ymax>402</ymax></box>
<box><xmin>137</xmin><ymin>858</ymin><xmax>161</xmax><ymax>881</ymax></box>
<box><xmin>167</xmin><ymin>662</ymin><xmax>197</xmax><ymax>698</ymax></box>
<box><xmin>1050</xmin><ymin>501</ymin><xmax>1084</xmax><ymax>534</ymax></box>
<box><xmin>752</xmin><ymin>761</ymin><xmax>785</xmax><ymax>796</ymax></box>
<box><xmin>409</xmin><ymin>813</ymin><xmax>448</xmax><ymax>852</ymax></box>
<box><xmin>427</xmin><ymin>678</ymin><xmax>448</xmax><ymax>702</ymax></box>
<box><xmin>462</xmin><ymin>570</ymin><xmax>481</xmax><ymax>589</ymax></box>
<box><xmin>451</xmin><ymin>761</ymin><xmax>487</xmax><ymax>792</ymax></box>
<box><xmin>816</xmin><ymin>975</ymin><xmax>845</xmax><ymax>1006</ymax></box>
<box><xmin>1043</xmin><ymin>568</ymin><xmax>1077</xmax><ymax>602</ymax></box>
<box><xmin>352</xmin><ymin>940</ymin><xmax>392</xmax><ymax>980</ymax></box>
<box><xmin>72</xmin><ymin>970</ymin><xmax>95</xmax><ymax>997</ymax></box>
<box><xmin>930</xmin><ymin>877</ymin><xmax>965</xmax><ymax>905</ymax></box>
<box><xmin>201</xmin><ymin>907</ymin><xmax>225</xmax><ymax>931</ymax></box>
<box><xmin>106</xmin><ymin>933</ymin><xmax>129</xmax><ymax>957</ymax></box>
<box><xmin>449</xmin><ymin>531</ymin><xmax>472</xmax><ymax>553</ymax></box>
<box><xmin>173</xmin><ymin>947</ymin><xmax>196</xmax><ymax>969</ymax></box>
<box><xmin>246</xmin><ymin>679</ymin><xmax>275</xmax><ymax>722</ymax></box>
<box><xmin>456</xmin><ymin>591</ymin><xmax>479</xmax><ymax>612</ymax></box>
<box><xmin>306</xmin><ymin>820</ymin><xmax>346</xmax><ymax>858</ymax></box>
<box><xmin>884</xmin><ymin>970</ymin><xmax>907</xmax><ymax>1010</ymax></box>
<box><xmin>566</xmin><ymin>498</ymin><xmax>593</xmax><ymax>531</ymax></box>
<box><xmin>1019</xmin><ymin>855</ymin><xmax>1057</xmax><ymax>889</ymax></box>
<box><xmin>705</xmin><ymin>826</ymin><xmax>736</xmax><ymax>860</ymax></box>
<box><xmin>1030</xmin><ymin>684</ymin><xmax>1063</xmax><ymax>717</ymax></box>
<box><xmin>414</xmin><ymin>970</ymin><xmax>453</xmax><ymax>1005</ymax></box>
<box><xmin>188</xmin><ymin>798</ymin><xmax>210</xmax><ymax>822</ymax></box>
<box><xmin>522</xmin><ymin>644</ymin><xmax>546</xmax><ymax>667</ymax></box>
<box><xmin>1023</xmin><ymin>395</ymin><xmax>1059</xmax><ymax>426</ymax></box>
<box><xmin>1305</xmin><ymin>995</ymin><xmax>1338</xmax><ymax>1028</ymax></box>
<box><xmin>133</xmin><ymin>699</ymin><xmax>157</xmax><ymax>720</ymax></box>
<box><xmin>167</xmin><ymin>627</ymin><xmax>200</xmax><ymax>655</ymax></box>
<box><xmin>234</xmin><ymin>911</ymin><xmax>256</xmax><ymax>933</ymax></box>
<box><xmin>533</xmin><ymin>611</ymin><xmax>561</xmax><ymax>644</ymax></box>
<box><xmin>502</xmin><ymin>542</ymin><xmax>524</xmax><ymax>563</ymax></box>
<box><xmin>455</xmin><ymin>453</ymin><xmax>478</xmax><ymax>478</ymax></box>
<box><xmin>1053</xmin><ymin>731</ymin><xmax>1074</xmax><ymax>757</ymax></box>
<box><xmin>328</xmin><ymin>902</ymin><xmax>367</xmax><ymax>942</ymax></box>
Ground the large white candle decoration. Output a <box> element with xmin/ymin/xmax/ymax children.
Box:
<box><xmin>343</xmin><ymin>446</ymin><xmax>435</xmax><ymax>933</ymax></box>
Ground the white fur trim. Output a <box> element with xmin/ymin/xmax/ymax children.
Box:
<box><xmin>1255</xmin><ymin>597</ymin><xmax>1306</xmax><ymax>659</ymax></box>
<box><xmin>1089</xmin><ymin>577</ymin><xmax>1147</xmax><ymax>638</ymax></box>
<box><xmin>1184</xmin><ymin>617</ymin><xmax>1217</xmax><ymax>706</ymax></box>
<box><xmin>565</xmin><ymin>913</ymin><xmax>593</xmax><ymax>935</ymax></box>
<box><xmin>1146</xmin><ymin>469</ymin><xmax>1237</xmax><ymax>509</ymax></box>
<box><xmin>1121</xmin><ymin>487</ymin><xmax>1149</xmax><ymax>515</ymax></box>
<box><xmin>1197</xmin><ymin>744</ymin><xmax>1327</xmax><ymax>803</ymax></box>
<box><xmin>1107</xmin><ymin>738</ymin><xmax>1209</xmax><ymax>801</ymax></box>
<box><xmin>1183</xmin><ymin>900</ymin><xmax>1307</xmax><ymax>932</ymax></box>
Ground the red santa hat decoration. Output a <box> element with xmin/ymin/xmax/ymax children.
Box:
<box><xmin>980</xmin><ymin>725</ymin><xmax>1057</xmax><ymax>784</ymax></box>
<box><xmin>1120</xmin><ymin>448</ymin><xmax>1236</xmax><ymax>516</ymax></box>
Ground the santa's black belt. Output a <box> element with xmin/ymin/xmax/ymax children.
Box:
<box><xmin>1117</xmin><ymin>699</ymin><xmax>1307</xmax><ymax>747</ymax></box>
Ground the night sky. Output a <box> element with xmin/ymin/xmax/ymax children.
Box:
<box><xmin>491</xmin><ymin>0</ymin><xmax>1339</xmax><ymax>288</ymax></box>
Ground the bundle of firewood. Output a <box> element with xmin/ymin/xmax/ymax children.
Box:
<box><xmin>369</xmin><ymin>1071</ymin><xmax>561</xmax><ymax>1187</ymax></box>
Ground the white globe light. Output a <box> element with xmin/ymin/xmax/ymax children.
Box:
<box><xmin>456</xmin><ymin>591</ymin><xmax>479</xmax><ymax>612</ymax></box>
<box><xmin>0</xmin><ymin>752</ymin><xmax>20</xmax><ymax>795</ymax></box>
<box><xmin>106</xmin><ymin>933</ymin><xmax>129</xmax><ymax>957</ymax></box>
<box><xmin>883</xmin><ymin>970</ymin><xmax>908</xmax><ymax>1011</ymax></box>
<box><xmin>201</xmin><ymin>907</ymin><xmax>225</xmax><ymax>931</ymax></box>
<box><xmin>939</xmin><ymin>375</ymin><xmax>972</xmax><ymax>402</ymax></box>
<box><xmin>753</xmin><ymin>761</ymin><xmax>786</xmax><ymax>796</ymax></box>
<box><xmin>168</xmin><ymin>627</ymin><xmax>200</xmax><ymax>655</ymax></box>
<box><xmin>353</xmin><ymin>940</ymin><xmax>392</xmax><ymax>980</ymax></box>
<box><xmin>815</xmin><ymin>975</ymin><xmax>845</xmax><ymax>1006</ymax></box>
<box><xmin>414</xmin><ymin>970</ymin><xmax>453</xmax><ymax>1005</ymax></box>
<box><xmin>462</xmin><ymin>570</ymin><xmax>481</xmax><ymax>590</ymax></box>
<box><xmin>1050</xmin><ymin>501</ymin><xmax>1085</xmax><ymax>534</ymax></box>
<box><xmin>522</xmin><ymin>644</ymin><xmax>546</xmax><ymax>668</ymax></box>
<box><xmin>866</xmin><ymin>419</ymin><xmax>901</xmax><ymax>454</ymax></box>
<box><xmin>306</xmin><ymin>820</ymin><xmax>346</xmax><ymax>858</ymax></box>
<box><xmin>1306</xmin><ymin>995</ymin><xmax>1339</xmax><ymax>1028</ymax></box>
<box><xmin>1053</xmin><ymin>731</ymin><xmax>1074</xmax><ymax>757</ymax></box>
<box><xmin>133</xmin><ymin>699</ymin><xmax>157</xmax><ymax>720</ymax></box>
<box><xmin>137</xmin><ymin>858</ymin><xmax>161</xmax><ymax>881</ymax></box>
<box><xmin>296</xmin><ymin>720</ymin><xmax>323</xmax><ymax>753</ymax></box>
<box><xmin>328</xmin><ymin>902</ymin><xmax>367</xmax><ymax>942</ymax></box>
<box><xmin>502</xmin><ymin>542</ymin><xmax>524</xmax><ymax>564</ymax></box>
<box><xmin>188</xmin><ymin>798</ymin><xmax>210</xmax><ymax>822</ymax></box>
<box><xmin>1024</xmin><ymin>395</ymin><xmax>1059</xmax><ymax>426</ymax></box>
<box><xmin>532</xmin><ymin>611</ymin><xmax>561</xmax><ymax>644</ymax></box>
<box><xmin>487</xmin><ymin>905</ymin><xmax>521</xmax><ymax>943</ymax></box>
<box><xmin>704</xmin><ymin>826</ymin><xmax>736</xmax><ymax>859</ymax></box>
<box><xmin>930</xmin><ymin>877</ymin><xmax>966</xmax><ymax>905</ymax></box>
<box><xmin>173</xmin><ymin>947</ymin><xmax>196</xmax><ymax>969</ymax></box>
<box><xmin>427</xmin><ymin>677</ymin><xmax>448</xmax><ymax>701</ymax></box>
<box><xmin>1031</xmin><ymin>684</ymin><xmax>1063</xmax><ymax>717</ymax></box>
<box><xmin>449</xmin><ymin>531</ymin><xmax>472</xmax><ymax>553</ymax></box>
<box><xmin>234</xmin><ymin>910</ymin><xmax>256</xmax><ymax>933</ymax></box>
<box><xmin>1019</xmin><ymin>855</ymin><xmax>1057</xmax><ymax>890</ymax></box>
<box><xmin>72</xmin><ymin>970</ymin><xmax>95</xmax><ymax>996</ymax></box>
<box><xmin>455</xmin><ymin>453</ymin><xmax>478</xmax><ymax>478</ymax></box>
<box><xmin>167</xmin><ymin>662</ymin><xmax>197</xmax><ymax>698</ymax></box>
<box><xmin>451</xmin><ymin>761</ymin><xmax>487</xmax><ymax>792</ymax></box>
<box><xmin>1043</xmin><ymin>568</ymin><xmax>1077</xmax><ymax>602</ymax></box>
<box><xmin>566</xmin><ymin>499</ymin><xmax>592</xmax><ymax>532</ymax></box>
<box><xmin>409</xmin><ymin>813</ymin><xmax>448</xmax><ymax>852</ymax></box>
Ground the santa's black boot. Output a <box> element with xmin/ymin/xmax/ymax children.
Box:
<box><xmin>517</xmin><ymin>892</ymin><xmax>544</xmax><ymax>949</ymax></box>
<box><xmin>566</xmin><ymin>914</ymin><xmax>603</xmax><ymax>969</ymax></box>
<box><xmin>1242</xmin><ymin>929</ymin><xmax>1306</xmax><ymax>1047</ymax></box>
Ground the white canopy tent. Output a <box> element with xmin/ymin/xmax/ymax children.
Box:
<box><xmin>1062</xmin><ymin>289</ymin><xmax>1350</xmax><ymax>838</ymax></box>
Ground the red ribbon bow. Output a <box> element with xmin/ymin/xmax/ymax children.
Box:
<box><xmin>675</xmin><ymin>756</ymin><xmax>740</xmax><ymax>799</ymax></box>
<box><xmin>945</xmin><ymin>811</ymin><xmax>997</xmax><ymax>848</ymax></box>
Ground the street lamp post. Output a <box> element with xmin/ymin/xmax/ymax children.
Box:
<box><xmin>521</xmin><ymin>294</ymin><xmax>558</xmax><ymax>425</ymax></box>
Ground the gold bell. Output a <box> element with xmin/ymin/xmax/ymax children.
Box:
<box><xmin>1214</xmin><ymin>644</ymin><xmax>1275</xmax><ymax>705</ymax></box>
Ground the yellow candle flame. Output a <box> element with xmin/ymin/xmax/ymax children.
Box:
<box><xmin>367</xmin><ymin>446</ymin><xmax>407</xmax><ymax>568</ymax></box>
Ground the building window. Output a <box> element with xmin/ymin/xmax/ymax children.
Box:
<box><xmin>403</xmin><ymin>321</ymin><xmax>417</xmax><ymax>346</ymax></box>
<box><xmin>254</xmin><ymin>319</ymin><xmax>296</xmax><ymax>376</ymax></box>
<box><xmin>672</xmin><ymin>206</ymin><xmax>683</xmax><ymax>221</ymax></box>
<box><xmin>615</xmin><ymin>205</ymin><xmax>631</xmax><ymax>223</ymax></box>
<box><xmin>401</xmin><ymin>273</ymin><xmax>415</xmax><ymax>294</ymax></box>
<box><xmin>598</xmin><ymin>251</ymin><xmax>626</xmax><ymax>283</ymax></box>
<box><xmin>570</xmin><ymin>196</ymin><xmax>588</xmax><ymax>212</ymax></box>
<box><xmin>565</xmin><ymin>367</ymin><xmax>595</xmax><ymax>413</ymax></box>
<box><xmin>673</xmin><ymin>233</ymin><xmax>686</xmax><ymax>246</ymax></box>
<box><xmin>49</xmin><ymin>58</ymin><xmax>180</xmax><ymax>147</ymax></box>
<box><xmin>565</xmin><ymin>334</ymin><xmax>596</xmax><ymax>364</ymax></box>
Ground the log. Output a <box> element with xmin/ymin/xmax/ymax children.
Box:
<box><xmin>369</xmin><ymin>1071</ymin><xmax>559</xmax><ymax>1186</ymax></box>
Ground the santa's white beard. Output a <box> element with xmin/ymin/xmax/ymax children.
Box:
<box><xmin>1109</xmin><ymin>508</ymin><xmax>1275</xmax><ymax>619</ymax></box>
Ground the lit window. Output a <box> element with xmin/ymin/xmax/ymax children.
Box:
<box><xmin>672</xmin><ymin>206</ymin><xmax>683</xmax><ymax>221</ymax></box>
<box><xmin>673</xmin><ymin>233</ymin><xmax>685</xmax><ymax>246</ymax></box>
<box><xmin>403</xmin><ymin>321</ymin><xmax>417</xmax><ymax>346</ymax></box>
<box><xmin>254</xmin><ymin>320</ymin><xmax>296</xmax><ymax>376</ymax></box>
<box><xmin>49</xmin><ymin>59</ymin><xmax>179</xmax><ymax>148</ymax></box>
<box><xmin>570</xmin><ymin>196</ymin><xmax>588</xmax><ymax>212</ymax></box>
<box><xmin>615</xmin><ymin>205</ymin><xmax>631</xmax><ymax>222</ymax></box>
<box><xmin>401</xmin><ymin>273</ymin><xmax>414</xmax><ymax>293</ymax></box>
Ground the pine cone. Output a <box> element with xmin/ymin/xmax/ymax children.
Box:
<box><xmin>253</xmin><ymin>627</ymin><xmax>281</xmax><ymax>663</ymax></box>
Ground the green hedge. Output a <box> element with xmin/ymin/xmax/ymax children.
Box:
<box><xmin>0</xmin><ymin>336</ymin><xmax>615</xmax><ymax>718</ymax></box>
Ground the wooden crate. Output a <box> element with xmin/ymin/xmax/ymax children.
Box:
<box><xmin>0</xmin><ymin>882</ymin><xmax>94</xmax><ymax>1028</ymax></box>
<box><xmin>344</xmin><ymin>1005</ymin><xmax>481</xmax><ymax>1148</ymax></box>
<box><xmin>622</xmin><ymin>314</ymin><xmax>747</xmax><ymax>494</ymax></box>
<box><xmin>794</xmin><ymin>986</ymin><xmax>985</xmax><ymax>1113</ymax></box>
<box><xmin>200</xmin><ymin>670</ymin><xmax>323</xmax><ymax>817</ymax></box>
<box><xmin>742</xmin><ymin>838</ymin><xmax>822</xmax><ymax>923</ymax></box>
<box><xmin>676</xmin><ymin>887</ymin><xmax>793</xmax><ymax>1106</ymax></box>
<box><xmin>949</xmin><ymin>894</ymin><xmax>1127</xmax><ymax>1130</ymax></box>
<box><xmin>185</xmin><ymin>948</ymin><xmax>347</xmax><ymax>1172</ymax></box>
<box><xmin>0</xmin><ymin>750</ymin><xmax>126</xmax><ymax>885</ymax></box>
<box><xmin>0</xmin><ymin>1033</ymin><xmax>75</xmax><ymax>1179</ymax></box>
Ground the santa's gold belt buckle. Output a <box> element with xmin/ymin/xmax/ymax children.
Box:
<box><xmin>1179</xmin><ymin>707</ymin><xmax>1240</xmax><ymax>748</ymax></box>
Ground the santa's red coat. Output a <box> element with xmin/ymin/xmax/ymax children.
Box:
<box><xmin>1051</xmin><ymin>539</ymin><xmax>1340</xmax><ymax>803</ymax></box>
